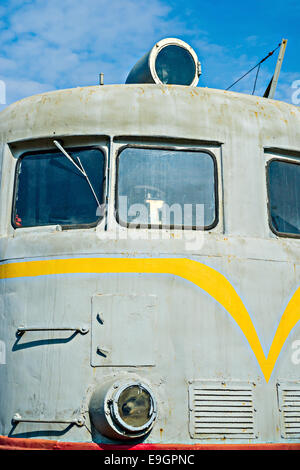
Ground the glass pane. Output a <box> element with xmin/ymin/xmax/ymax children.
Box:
<box><xmin>14</xmin><ymin>147</ymin><xmax>105</xmax><ymax>228</ymax></box>
<box><xmin>117</xmin><ymin>147</ymin><xmax>216</xmax><ymax>228</ymax></box>
<box><xmin>155</xmin><ymin>45</ymin><xmax>195</xmax><ymax>85</ymax></box>
<box><xmin>268</xmin><ymin>159</ymin><xmax>300</xmax><ymax>235</ymax></box>
<box><xmin>117</xmin><ymin>385</ymin><xmax>152</xmax><ymax>428</ymax></box>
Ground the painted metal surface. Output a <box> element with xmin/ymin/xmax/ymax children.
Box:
<box><xmin>188</xmin><ymin>380</ymin><xmax>257</xmax><ymax>439</ymax></box>
<box><xmin>0</xmin><ymin>84</ymin><xmax>299</xmax><ymax>446</ymax></box>
<box><xmin>277</xmin><ymin>381</ymin><xmax>300</xmax><ymax>439</ymax></box>
<box><xmin>91</xmin><ymin>294</ymin><xmax>157</xmax><ymax>366</ymax></box>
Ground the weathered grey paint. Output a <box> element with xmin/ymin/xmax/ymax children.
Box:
<box><xmin>0</xmin><ymin>84</ymin><xmax>299</xmax><ymax>444</ymax></box>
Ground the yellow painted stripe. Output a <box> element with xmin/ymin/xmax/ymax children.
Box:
<box><xmin>0</xmin><ymin>257</ymin><xmax>299</xmax><ymax>382</ymax></box>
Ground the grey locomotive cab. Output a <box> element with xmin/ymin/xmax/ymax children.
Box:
<box><xmin>0</xmin><ymin>37</ymin><xmax>300</xmax><ymax>449</ymax></box>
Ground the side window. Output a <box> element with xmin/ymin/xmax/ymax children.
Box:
<box><xmin>13</xmin><ymin>147</ymin><xmax>105</xmax><ymax>228</ymax></box>
<box><xmin>116</xmin><ymin>146</ymin><xmax>218</xmax><ymax>229</ymax></box>
<box><xmin>267</xmin><ymin>159</ymin><xmax>300</xmax><ymax>237</ymax></box>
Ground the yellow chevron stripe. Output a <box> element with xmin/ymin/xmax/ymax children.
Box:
<box><xmin>0</xmin><ymin>257</ymin><xmax>299</xmax><ymax>382</ymax></box>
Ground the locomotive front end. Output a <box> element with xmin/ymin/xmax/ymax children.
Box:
<box><xmin>0</xmin><ymin>44</ymin><xmax>300</xmax><ymax>449</ymax></box>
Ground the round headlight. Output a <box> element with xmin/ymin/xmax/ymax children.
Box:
<box><xmin>111</xmin><ymin>383</ymin><xmax>156</xmax><ymax>433</ymax></box>
<box><xmin>89</xmin><ymin>379</ymin><xmax>157</xmax><ymax>440</ymax></box>
<box><xmin>155</xmin><ymin>44</ymin><xmax>196</xmax><ymax>85</ymax></box>
<box><xmin>125</xmin><ymin>37</ymin><xmax>201</xmax><ymax>87</ymax></box>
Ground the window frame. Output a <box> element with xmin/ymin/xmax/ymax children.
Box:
<box><xmin>114</xmin><ymin>144</ymin><xmax>219</xmax><ymax>231</ymax></box>
<box><xmin>266</xmin><ymin>157</ymin><xmax>300</xmax><ymax>239</ymax></box>
<box><xmin>12</xmin><ymin>145</ymin><xmax>107</xmax><ymax>230</ymax></box>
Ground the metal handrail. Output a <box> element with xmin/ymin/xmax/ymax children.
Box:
<box><xmin>16</xmin><ymin>325</ymin><xmax>89</xmax><ymax>336</ymax></box>
<box><xmin>12</xmin><ymin>413</ymin><xmax>85</xmax><ymax>427</ymax></box>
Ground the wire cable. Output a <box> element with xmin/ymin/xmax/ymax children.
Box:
<box><xmin>252</xmin><ymin>63</ymin><xmax>261</xmax><ymax>95</ymax></box>
<box><xmin>226</xmin><ymin>42</ymin><xmax>281</xmax><ymax>91</ymax></box>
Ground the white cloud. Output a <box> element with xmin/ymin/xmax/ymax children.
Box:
<box><xmin>0</xmin><ymin>0</ymin><xmax>183</xmax><ymax>103</ymax></box>
<box><xmin>0</xmin><ymin>76</ymin><xmax>54</xmax><ymax>109</ymax></box>
<box><xmin>196</xmin><ymin>37</ymin><xmax>298</xmax><ymax>105</ymax></box>
<box><xmin>0</xmin><ymin>0</ymin><xmax>297</xmax><ymax>107</ymax></box>
<box><xmin>275</xmin><ymin>71</ymin><xmax>300</xmax><ymax>103</ymax></box>
<box><xmin>245</xmin><ymin>35</ymin><xmax>258</xmax><ymax>46</ymax></box>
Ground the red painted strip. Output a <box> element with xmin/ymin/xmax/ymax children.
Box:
<box><xmin>1</xmin><ymin>436</ymin><xmax>300</xmax><ymax>450</ymax></box>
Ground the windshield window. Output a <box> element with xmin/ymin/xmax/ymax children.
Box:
<box><xmin>268</xmin><ymin>159</ymin><xmax>300</xmax><ymax>236</ymax></box>
<box><xmin>13</xmin><ymin>147</ymin><xmax>105</xmax><ymax>228</ymax></box>
<box><xmin>116</xmin><ymin>147</ymin><xmax>217</xmax><ymax>229</ymax></box>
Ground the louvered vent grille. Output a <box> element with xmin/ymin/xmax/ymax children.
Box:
<box><xmin>189</xmin><ymin>380</ymin><xmax>256</xmax><ymax>439</ymax></box>
<box><xmin>277</xmin><ymin>382</ymin><xmax>300</xmax><ymax>439</ymax></box>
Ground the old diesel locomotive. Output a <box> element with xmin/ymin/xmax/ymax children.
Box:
<box><xmin>0</xmin><ymin>38</ymin><xmax>300</xmax><ymax>449</ymax></box>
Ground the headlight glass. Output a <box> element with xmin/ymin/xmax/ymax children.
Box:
<box><xmin>155</xmin><ymin>44</ymin><xmax>196</xmax><ymax>85</ymax></box>
<box><xmin>112</xmin><ymin>382</ymin><xmax>156</xmax><ymax>433</ymax></box>
<box><xmin>117</xmin><ymin>385</ymin><xmax>152</xmax><ymax>428</ymax></box>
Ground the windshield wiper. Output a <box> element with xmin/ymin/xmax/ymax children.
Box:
<box><xmin>53</xmin><ymin>140</ymin><xmax>100</xmax><ymax>208</ymax></box>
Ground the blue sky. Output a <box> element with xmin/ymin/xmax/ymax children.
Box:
<box><xmin>0</xmin><ymin>0</ymin><xmax>299</xmax><ymax>110</ymax></box>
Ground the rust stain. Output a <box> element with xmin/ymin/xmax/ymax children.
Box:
<box><xmin>189</xmin><ymin>89</ymin><xmax>199</xmax><ymax>97</ymax></box>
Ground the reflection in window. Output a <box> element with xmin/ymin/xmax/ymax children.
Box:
<box><xmin>14</xmin><ymin>147</ymin><xmax>105</xmax><ymax>228</ymax></box>
<box><xmin>268</xmin><ymin>159</ymin><xmax>300</xmax><ymax>236</ymax></box>
<box><xmin>117</xmin><ymin>147</ymin><xmax>217</xmax><ymax>229</ymax></box>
